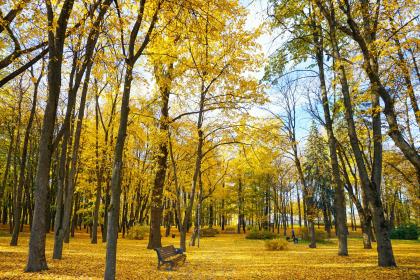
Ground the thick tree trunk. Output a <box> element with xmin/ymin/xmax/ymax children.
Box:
<box><xmin>148</xmin><ymin>64</ymin><xmax>171</xmax><ymax>249</ymax></box>
<box><xmin>26</xmin><ymin>0</ymin><xmax>74</xmax><ymax>271</ymax></box>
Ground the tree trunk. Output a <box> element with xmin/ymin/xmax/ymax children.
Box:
<box><xmin>147</xmin><ymin>64</ymin><xmax>172</xmax><ymax>249</ymax></box>
<box><xmin>104</xmin><ymin>63</ymin><xmax>134</xmax><ymax>278</ymax></box>
<box><xmin>11</xmin><ymin>76</ymin><xmax>37</xmax><ymax>246</ymax></box>
<box><xmin>92</xmin><ymin>94</ymin><xmax>103</xmax><ymax>244</ymax></box>
<box><xmin>313</xmin><ymin>24</ymin><xmax>347</xmax><ymax>255</ymax></box>
<box><xmin>296</xmin><ymin>184</ymin><xmax>302</xmax><ymax>228</ymax></box>
<box><xmin>1</xmin><ymin>126</ymin><xmax>15</xmax><ymax>210</ymax></box>
<box><xmin>26</xmin><ymin>0</ymin><xmax>74</xmax><ymax>271</ymax></box>
<box><xmin>315</xmin><ymin>6</ymin><xmax>396</xmax><ymax>265</ymax></box>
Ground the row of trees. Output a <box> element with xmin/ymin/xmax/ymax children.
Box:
<box><xmin>0</xmin><ymin>0</ymin><xmax>418</xmax><ymax>279</ymax></box>
<box><xmin>1</xmin><ymin>0</ymin><xmax>266</xmax><ymax>278</ymax></box>
<box><xmin>267</xmin><ymin>0</ymin><xmax>419</xmax><ymax>267</ymax></box>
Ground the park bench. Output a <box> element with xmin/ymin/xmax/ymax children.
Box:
<box><xmin>154</xmin><ymin>245</ymin><xmax>186</xmax><ymax>270</ymax></box>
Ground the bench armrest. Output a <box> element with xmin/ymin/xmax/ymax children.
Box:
<box><xmin>175</xmin><ymin>248</ymin><xmax>184</xmax><ymax>254</ymax></box>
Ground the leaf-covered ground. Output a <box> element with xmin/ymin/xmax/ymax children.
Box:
<box><xmin>0</xmin><ymin>230</ymin><xmax>418</xmax><ymax>279</ymax></box>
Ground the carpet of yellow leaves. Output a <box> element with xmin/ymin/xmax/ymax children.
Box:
<box><xmin>0</xmin><ymin>229</ymin><xmax>418</xmax><ymax>279</ymax></box>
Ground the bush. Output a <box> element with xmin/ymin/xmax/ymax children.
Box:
<box><xmin>390</xmin><ymin>224</ymin><xmax>418</xmax><ymax>240</ymax></box>
<box><xmin>223</xmin><ymin>226</ymin><xmax>237</xmax><ymax>234</ymax></box>
<box><xmin>246</xmin><ymin>225</ymin><xmax>259</xmax><ymax>231</ymax></box>
<box><xmin>300</xmin><ymin>227</ymin><xmax>327</xmax><ymax>242</ymax></box>
<box><xmin>126</xmin><ymin>225</ymin><xmax>149</xmax><ymax>240</ymax></box>
<box><xmin>200</xmin><ymin>227</ymin><xmax>219</xmax><ymax>237</ymax></box>
<box><xmin>246</xmin><ymin>229</ymin><xmax>278</xmax><ymax>240</ymax></box>
<box><xmin>265</xmin><ymin>239</ymin><xmax>289</xmax><ymax>251</ymax></box>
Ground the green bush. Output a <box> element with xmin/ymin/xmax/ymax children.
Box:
<box><xmin>200</xmin><ymin>227</ymin><xmax>219</xmax><ymax>237</ymax></box>
<box><xmin>265</xmin><ymin>239</ymin><xmax>289</xmax><ymax>251</ymax></box>
<box><xmin>246</xmin><ymin>229</ymin><xmax>278</xmax><ymax>240</ymax></box>
<box><xmin>126</xmin><ymin>225</ymin><xmax>149</xmax><ymax>240</ymax></box>
<box><xmin>390</xmin><ymin>224</ymin><xmax>418</xmax><ymax>240</ymax></box>
<box><xmin>300</xmin><ymin>227</ymin><xmax>327</xmax><ymax>242</ymax></box>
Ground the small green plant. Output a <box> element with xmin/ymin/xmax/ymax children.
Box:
<box><xmin>390</xmin><ymin>224</ymin><xmax>418</xmax><ymax>240</ymax></box>
<box><xmin>200</xmin><ymin>227</ymin><xmax>219</xmax><ymax>237</ymax></box>
<box><xmin>126</xmin><ymin>225</ymin><xmax>149</xmax><ymax>240</ymax></box>
<box><xmin>265</xmin><ymin>239</ymin><xmax>289</xmax><ymax>251</ymax></box>
<box><xmin>246</xmin><ymin>229</ymin><xmax>278</xmax><ymax>240</ymax></box>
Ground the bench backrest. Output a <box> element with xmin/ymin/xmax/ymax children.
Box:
<box><xmin>155</xmin><ymin>245</ymin><xmax>177</xmax><ymax>260</ymax></box>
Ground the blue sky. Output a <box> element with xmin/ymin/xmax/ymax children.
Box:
<box><xmin>242</xmin><ymin>0</ymin><xmax>314</xmax><ymax>147</ymax></box>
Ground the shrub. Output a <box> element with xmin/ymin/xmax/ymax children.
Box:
<box><xmin>246</xmin><ymin>225</ymin><xmax>259</xmax><ymax>231</ymax></box>
<box><xmin>200</xmin><ymin>227</ymin><xmax>219</xmax><ymax>237</ymax></box>
<box><xmin>390</xmin><ymin>224</ymin><xmax>418</xmax><ymax>240</ymax></box>
<box><xmin>126</xmin><ymin>225</ymin><xmax>149</xmax><ymax>240</ymax></box>
<box><xmin>223</xmin><ymin>226</ymin><xmax>237</xmax><ymax>234</ymax></box>
<box><xmin>300</xmin><ymin>227</ymin><xmax>327</xmax><ymax>242</ymax></box>
<box><xmin>265</xmin><ymin>239</ymin><xmax>289</xmax><ymax>251</ymax></box>
<box><xmin>246</xmin><ymin>229</ymin><xmax>278</xmax><ymax>240</ymax></box>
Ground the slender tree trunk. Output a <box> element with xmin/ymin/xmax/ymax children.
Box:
<box><xmin>71</xmin><ymin>193</ymin><xmax>79</xmax><ymax>237</ymax></box>
<box><xmin>320</xmin><ymin>9</ymin><xmax>395</xmax><ymax>266</ymax></box>
<box><xmin>390</xmin><ymin>19</ymin><xmax>420</xmax><ymax>128</ymax></box>
<box><xmin>92</xmin><ymin>96</ymin><xmax>102</xmax><ymax>244</ymax></box>
<box><xmin>313</xmin><ymin>24</ymin><xmax>347</xmax><ymax>255</ymax></box>
<box><xmin>1</xmin><ymin>127</ymin><xmax>15</xmax><ymax>209</ymax></box>
<box><xmin>296</xmin><ymin>184</ymin><xmax>302</xmax><ymax>228</ymax></box>
<box><xmin>105</xmin><ymin>64</ymin><xmax>133</xmax><ymax>279</ymax></box>
<box><xmin>11</xmin><ymin>75</ymin><xmax>39</xmax><ymax>246</ymax></box>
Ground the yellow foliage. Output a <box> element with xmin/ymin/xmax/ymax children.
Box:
<box><xmin>0</xmin><ymin>230</ymin><xmax>418</xmax><ymax>279</ymax></box>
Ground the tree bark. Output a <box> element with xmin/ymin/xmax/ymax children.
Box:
<box><xmin>11</xmin><ymin>72</ymin><xmax>40</xmax><ymax>246</ymax></box>
<box><xmin>313</xmin><ymin>21</ymin><xmax>348</xmax><ymax>256</ymax></box>
<box><xmin>26</xmin><ymin>0</ymin><xmax>74</xmax><ymax>271</ymax></box>
<box><xmin>148</xmin><ymin>64</ymin><xmax>172</xmax><ymax>249</ymax></box>
<box><xmin>105</xmin><ymin>65</ymin><xmax>133</xmax><ymax>279</ymax></box>
<box><xmin>315</xmin><ymin>2</ymin><xmax>396</xmax><ymax>266</ymax></box>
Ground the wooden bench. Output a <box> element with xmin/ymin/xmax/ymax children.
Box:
<box><xmin>154</xmin><ymin>245</ymin><xmax>186</xmax><ymax>270</ymax></box>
